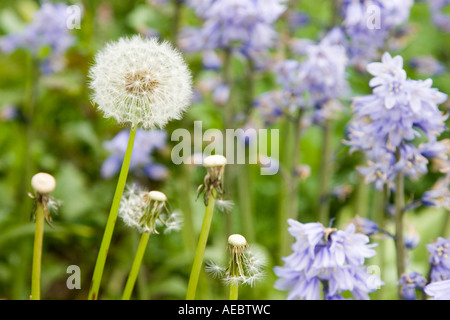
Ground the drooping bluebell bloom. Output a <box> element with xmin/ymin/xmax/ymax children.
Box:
<box><xmin>425</xmin><ymin>279</ymin><xmax>450</xmax><ymax>300</ymax></box>
<box><xmin>427</xmin><ymin>237</ymin><xmax>450</xmax><ymax>282</ymax></box>
<box><xmin>101</xmin><ymin>129</ymin><xmax>168</xmax><ymax>180</ymax></box>
<box><xmin>345</xmin><ymin>52</ymin><xmax>448</xmax><ymax>190</ymax></box>
<box><xmin>427</xmin><ymin>0</ymin><xmax>450</xmax><ymax>32</ymax></box>
<box><xmin>0</xmin><ymin>2</ymin><xmax>78</xmax><ymax>74</ymax></box>
<box><xmin>351</xmin><ymin>216</ymin><xmax>379</xmax><ymax>236</ymax></box>
<box><xmin>340</xmin><ymin>0</ymin><xmax>414</xmax><ymax>67</ymax></box>
<box><xmin>403</xmin><ymin>226</ymin><xmax>420</xmax><ymax>250</ymax></box>
<box><xmin>422</xmin><ymin>174</ymin><xmax>450</xmax><ymax>210</ymax></box>
<box><xmin>180</xmin><ymin>0</ymin><xmax>286</xmax><ymax>56</ymax></box>
<box><xmin>410</xmin><ymin>55</ymin><xmax>446</xmax><ymax>76</ymax></box>
<box><xmin>398</xmin><ymin>272</ymin><xmax>427</xmax><ymax>300</ymax></box>
<box><xmin>274</xmin><ymin>219</ymin><xmax>383</xmax><ymax>300</ymax></box>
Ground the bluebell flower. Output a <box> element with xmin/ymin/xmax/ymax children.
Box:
<box><xmin>274</xmin><ymin>219</ymin><xmax>382</xmax><ymax>300</ymax></box>
<box><xmin>253</xmin><ymin>90</ymin><xmax>285</xmax><ymax>126</ymax></box>
<box><xmin>351</xmin><ymin>216</ymin><xmax>379</xmax><ymax>236</ymax></box>
<box><xmin>0</xmin><ymin>2</ymin><xmax>78</xmax><ymax>74</ymax></box>
<box><xmin>403</xmin><ymin>226</ymin><xmax>420</xmax><ymax>250</ymax></box>
<box><xmin>410</xmin><ymin>56</ymin><xmax>446</xmax><ymax>76</ymax></box>
<box><xmin>181</xmin><ymin>0</ymin><xmax>286</xmax><ymax>56</ymax></box>
<box><xmin>398</xmin><ymin>272</ymin><xmax>427</xmax><ymax>300</ymax></box>
<box><xmin>427</xmin><ymin>237</ymin><xmax>450</xmax><ymax>282</ymax></box>
<box><xmin>255</xmin><ymin>29</ymin><xmax>348</xmax><ymax>124</ymax></box>
<box><xmin>101</xmin><ymin>129</ymin><xmax>168</xmax><ymax>180</ymax></box>
<box><xmin>0</xmin><ymin>104</ymin><xmax>19</xmax><ymax>121</ymax></box>
<box><xmin>345</xmin><ymin>52</ymin><xmax>448</xmax><ymax>190</ymax></box>
<box><xmin>340</xmin><ymin>0</ymin><xmax>414</xmax><ymax>66</ymax></box>
<box><xmin>422</xmin><ymin>175</ymin><xmax>450</xmax><ymax>210</ymax></box>
<box><xmin>425</xmin><ymin>279</ymin><xmax>450</xmax><ymax>300</ymax></box>
<box><xmin>427</xmin><ymin>0</ymin><xmax>450</xmax><ymax>32</ymax></box>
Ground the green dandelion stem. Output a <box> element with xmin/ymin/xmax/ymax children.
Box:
<box><xmin>186</xmin><ymin>191</ymin><xmax>216</xmax><ymax>300</ymax></box>
<box><xmin>229</xmin><ymin>282</ymin><xmax>239</xmax><ymax>300</ymax></box>
<box><xmin>88</xmin><ymin>125</ymin><xmax>137</xmax><ymax>300</ymax></box>
<box><xmin>31</xmin><ymin>202</ymin><xmax>45</xmax><ymax>300</ymax></box>
<box><xmin>122</xmin><ymin>231</ymin><xmax>150</xmax><ymax>300</ymax></box>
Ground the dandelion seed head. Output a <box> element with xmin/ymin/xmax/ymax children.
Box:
<box><xmin>31</xmin><ymin>172</ymin><xmax>56</xmax><ymax>194</ymax></box>
<box><xmin>119</xmin><ymin>184</ymin><xmax>175</xmax><ymax>234</ymax></box>
<box><xmin>89</xmin><ymin>35</ymin><xmax>193</xmax><ymax>129</ymax></box>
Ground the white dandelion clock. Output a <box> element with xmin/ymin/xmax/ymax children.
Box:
<box><xmin>89</xmin><ymin>35</ymin><xmax>193</xmax><ymax>129</ymax></box>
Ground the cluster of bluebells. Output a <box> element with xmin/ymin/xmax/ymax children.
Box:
<box><xmin>427</xmin><ymin>0</ymin><xmax>450</xmax><ymax>32</ymax></box>
<box><xmin>254</xmin><ymin>29</ymin><xmax>348</xmax><ymax>124</ymax></box>
<box><xmin>179</xmin><ymin>0</ymin><xmax>286</xmax><ymax>57</ymax></box>
<box><xmin>0</xmin><ymin>2</ymin><xmax>77</xmax><ymax>74</ymax></box>
<box><xmin>101</xmin><ymin>129</ymin><xmax>169</xmax><ymax>181</ymax></box>
<box><xmin>426</xmin><ymin>237</ymin><xmax>450</xmax><ymax>282</ymax></box>
<box><xmin>346</xmin><ymin>52</ymin><xmax>448</xmax><ymax>191</ymax></box>
<box><xmin>421</xmin><ymin>236</ymin><xmax>450</xmax><ymax>300</ymax></box>
<box><xmin>274</xmin><ymin>219</ymin><xmax>383</xmax><ymax>300</ymax></box>
<box><xmin>339</xmin><ymin>0</ymin><xmax>414</xmax><ymax>67</ymax></box>
<box><xmin>398</xmin><ymin>271</ymin><xmax>427</xmax><ymax>300</ymax></box>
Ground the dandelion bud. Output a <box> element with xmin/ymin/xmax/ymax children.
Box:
<box><xmin>31</xmin><ymin>172</ymin><xmax>56</xmax><ymax>195</ymax></box>
<box><xmin>30</xmin><ymin>172</ymin><xmax>60</xmax><ymax>225</ymax></box>
<box><xmin>89</xmin><ymin>35</ymin><xmax>193</xmax><ymax>129</ymax></box>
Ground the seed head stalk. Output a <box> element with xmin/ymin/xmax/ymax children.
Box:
<box><xmin>186</xmin><ymin>191</ymin><xmax>216</xmax><ymax>300</ymax></box>
<box><xmin>31</xmin><ymin>202</ymin><xmax>45</xmax><ymax>300</ymax></box>
<box><xmin>88</xmin><ymin>126</ymin><xmax>137</xmax><ymax>300</ymax></box>
<box><xmin>229</xmin><ymin>282</ymin><xmax>239</xmax><ymax>300</ymax></box>
<box><xmin>122</xmin><ymin>231</ymin><xmax>150</xmax><ymax>300</ymax></box>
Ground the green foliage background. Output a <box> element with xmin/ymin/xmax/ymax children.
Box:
<box><xmin>0</xmin><ymin>0</ymin><xmax>449</xmax><ymax>300</ymax></box>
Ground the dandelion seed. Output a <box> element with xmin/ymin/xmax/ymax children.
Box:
<box><xmin>215</xmin><ymin>199</ymin><xmax>234</xmax><ymax>214</ymax></box>
<box><xmin>205</xmin><ymin>261</ymin><xmax>226</xmax><ymax>279</ymax></box>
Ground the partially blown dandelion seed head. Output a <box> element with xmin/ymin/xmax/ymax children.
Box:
<box><xmin>119</xmin><ymin>184</ymin><xmax>179</xmax><ymax>234</ymax></box>
<box><xmin>89</xmin><ymin>35</ymin><xmax>193</xmax><ymax>129</ymax></box>
<box><xmin>206</xmin><ymin>234</ymin><xmax>265</xmax><ymax>287</ymax></box>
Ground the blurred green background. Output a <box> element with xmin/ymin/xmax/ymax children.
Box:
<box><xmin>0</xmin><ymin>0</ymin><xmax>449</xmax><ymax>300</ymax></box>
